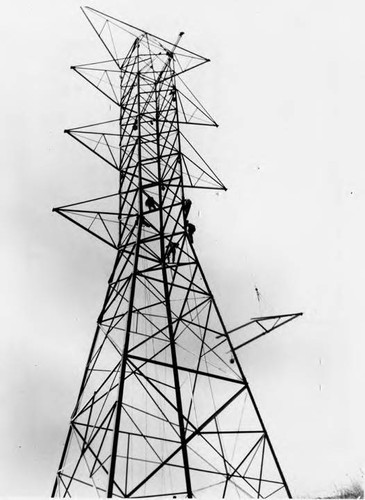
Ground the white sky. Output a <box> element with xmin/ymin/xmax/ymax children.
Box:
<box><xmin>0</xmin><ymin>0</ymin><xmax>364</xmax><ymax>497</ymax></box>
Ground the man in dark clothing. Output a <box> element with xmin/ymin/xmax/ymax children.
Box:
<box><xmin>145</xmin><ymin>195</ymin><xmax>158</xmax><ymax>211</ymax></box>
<box><xmin>134</xmin><ymin>215</ymin><xmax>152</xmax><ymax>228</ymax></box>
<box><xmin>182</xmin><ymin>198</ymin><xmax>192</xmax><ymax>218</ymax></box>
<box><xmin>186</xmin><ymin>220</ymin><xmax>196</xmax><ymax>244</ymax></box>
<box><xmin>166</xmin><ymin>241</ymin><xmax>179</xmax><ymax>263</ymax></box>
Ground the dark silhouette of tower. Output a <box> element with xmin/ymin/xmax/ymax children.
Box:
<box><xmin>52</xmin><ymin>8</ymin><xmax>301</xmax><ymax>498</ymax></box>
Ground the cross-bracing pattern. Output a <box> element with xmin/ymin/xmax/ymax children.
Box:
<box><xmin>52</xmin><ymin>8</ymin><xmax>293</xmax><ymax>498</ymax></box>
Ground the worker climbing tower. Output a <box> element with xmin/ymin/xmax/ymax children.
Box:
<box><xmin>52</xmin><ymin>8</ymin><xmax>300</xmax><ymax>498</ymax></box>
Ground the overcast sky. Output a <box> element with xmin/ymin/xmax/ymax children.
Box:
<box><xmin>0</xmin><ymin>0</ymin><xmax>364</xmax><ymax>497</ymax></box>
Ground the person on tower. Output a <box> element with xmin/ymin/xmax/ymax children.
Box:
<box><xmin>145</xmin><ymin>195</ymin><xmax>158</xmax><ymax>211</ymax></box>
<box><xmin>169</xmin><ymin>85</ymin><xmax>177</xmax><ymax>102</ymax></box>
<box><xmin>186</xmin><ymin>220</ymin><xmax>196</xmax><ymax>244</ymax></box>
<box><xmin>134</xmin><ymin>215</ymin><xmax>152</xmax><ymax>228</ymax></box>
<box><xmin>165</xmin><ymin>240</ymin><xmax>179</xmax><ymax>263</ymax></box>
<box><xmin>182</xmin><ymin>198</ymin><xmax>192</xmax><ymax>218</ymax></box>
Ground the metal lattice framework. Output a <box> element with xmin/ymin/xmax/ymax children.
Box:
<box><xmin>52</xmin><ymin>8</ymin><xmax>300</xmax><ymax>498</ymax></box>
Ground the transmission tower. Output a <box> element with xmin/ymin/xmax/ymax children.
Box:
<box><xmin>52</xmin><ymin>7</ymin><xmax>301</xmax><ymax>498</ymax></box>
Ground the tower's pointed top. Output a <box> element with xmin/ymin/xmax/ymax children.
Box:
<box><xmin>81</xmin><ymin>6</ymin><xmax>209</xmax><ymax>74</ymax></box>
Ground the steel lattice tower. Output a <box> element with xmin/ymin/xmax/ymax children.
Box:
<box><xmin>52</xmin><ymin>7</ymin><xmax>301</xmax><ymax>498</ymax></box>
